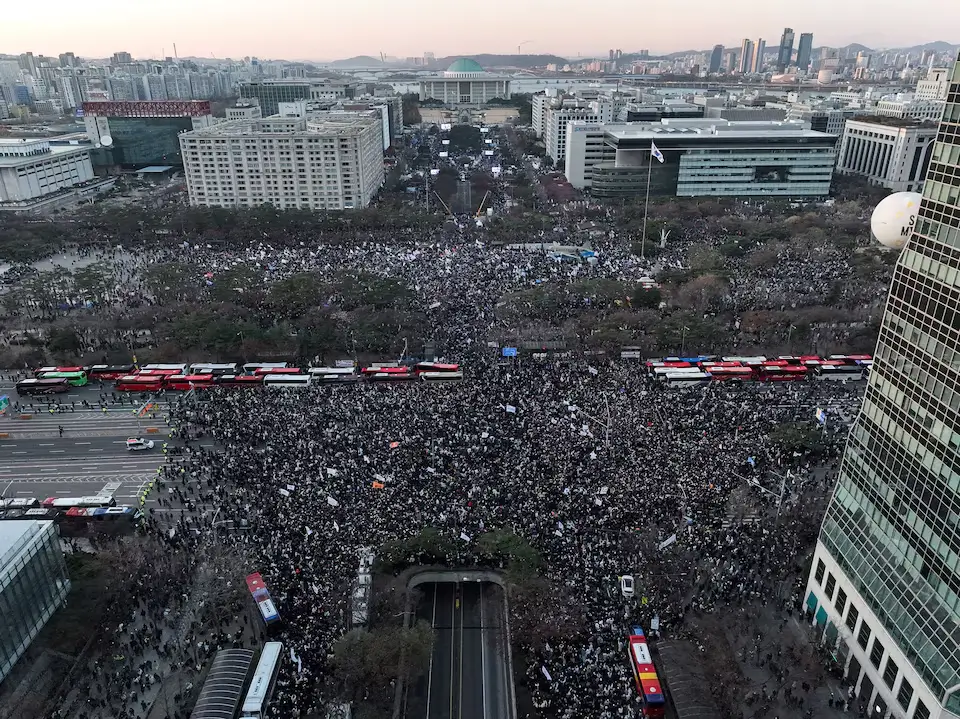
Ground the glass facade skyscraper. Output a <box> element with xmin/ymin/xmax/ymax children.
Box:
<box><xmin>0</xmin><ymin>520</ymin><xmax>71</xmax><ymax>684</ymax></box>
<box><xmin>807</xmin><ymin>53</ymin><xmax>960</xmax><ymax>719</ymax></box>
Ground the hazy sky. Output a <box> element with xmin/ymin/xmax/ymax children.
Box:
<box><xmin>4</xmin><ymin>0</ymin><xmax>957</xmax><ymax>61</ymax></box>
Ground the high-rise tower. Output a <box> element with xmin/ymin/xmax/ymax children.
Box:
<box><xmin>807</xmin><ymin>53</ymin><xmax>960</xmax><ymax>719</ymax></box>
<box><xmin>739</xmin><ymin>39</ymin><xmax>755</xmax><ymax>74</ymax></box>
<box><xmin>797</xmin><ymin>33</ymin><xmax>814</xmax><ymax>73</ymax></box>
<box><xmin>777</xmin><ymin>27</ymin><xmax>795</xmax><ymax>72</ymax></box>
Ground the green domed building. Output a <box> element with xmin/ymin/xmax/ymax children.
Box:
<box><xmin>419</xmin><ymin>58</ymin><xmax>512</xmax><ymax>106</ymax></box>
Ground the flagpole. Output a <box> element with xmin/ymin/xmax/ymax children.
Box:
<box><xmin>641</xmin><ymin>145</ymin><xmax>653</xmax><ymax>262</ymax></box>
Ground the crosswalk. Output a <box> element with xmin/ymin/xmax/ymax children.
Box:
<box><xmin>721</xmin><ymin>511</ymin><xmax>764</xmax><ymax>529</ymax></box>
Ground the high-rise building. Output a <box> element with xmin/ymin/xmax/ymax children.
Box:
<box><xmin>58</xmin><ymin>52</ymin><xmax>77</xmax><ymax>69</ymax></box>
<box><xmin>709</xmin><ymin>45</ymin><xmax>724</xmax><ymax>74</ymax></box>
<box><xmin>112</xmin><ymin>52</ymin><xmax>132</xmax><ymax>65</ymax></box>
<box><xmin>806</xmin><ymin>53</ymin><xmax>960</xmax><ymax>719</ymax></box>
<box><xmin>797</xmin><ymin>33</ymin><xmax>814</xmax><ymax>73</ymax></box>
<box><xmin>740</xmin><ymin>39</ymin><xmax>755</xmax><ymax>73</ymax></box>
<box><xmin>179</xmin><ymin>115</ymin><xmax>385</xmax><ymax>210</ymax></box>
<box><xmin>777</xmin><ymin>27</ymin><xmax>795</xmax><ymax>72</ymax></box>
<box><xmin>752</xmin><ymin>40</ymin><xmax>767</xmax><ymax>73</ymax></box>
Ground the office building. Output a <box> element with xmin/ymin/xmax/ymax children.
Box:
<box><xmin>777</xmin><ymin>28</ymin><xmax>795</xmax><ymax>72</ymax></box>
<box><xmin>180</xmin><ymin>115</ymin><xmax>385</xmax><ymax>210</ymax></box>
<box><xmin>786</xmin><ymin>105</ymin><xmax>861</xmax><ymax>136</ymax></box>
<box><xmin>805</xmin><ymin>53</ymin><xmax>960</xmax><ymax>719</ymax></box>
<box><xmin>0</xmin><ymin>520</ymin><xmax>71</xmax><ymax>683</ymax></box>
<box><xmin>418</xmin><ymin>58</ymin><xmax>511</xmax><ymax>106</ymax></box>
<box><xmin>753</xmin><ymin>40</ymin><xmax>767</xmax><ymax>73</ymax></box>
<box><xmin>875</xmin><ymin>98</ymin><xmax>945</xmax><ymax>122</ymax></box>
<box><xmin>563</xmin><ymin>122</ymin><xmax>609</xmax><ymax>188</ymax></box>
<box><xmin>0</xmin><ymin>138</ymin><xmax>100</xmax><ymax>212</ymax></box>
<box><xmin>916</xmin><ymin>68</ymin><xmax>950</xmax><ymax>101</ymax></box>
<box><xmin>239</xmin><ymin>80</ymin><xmax>359</xmax><ymax>117</ymax></box>
<box><xmin>82</xmin><ymin>100</ymin><xmax>217</xmax><ymax>170</ymax></box>
<box><xmin>544</xmin><ymin>105</ymin><xmax>601</xmax><ymax>162</ymax></box>
<box><xmin>563</xmin><ymin>118</ymin><xmax>836</xmax><ymax>197</ymax></box>
<box><xmin>709</xmin><ymin>45</ymin><xmax>724</xmax><ymax>74</ymax></box>
<box><xmin>835</xmin><ymin>116</ymin><xmax>938</xmax><ymax>192</ymax></box>
<box><xmin>740</xmin><ymin>40</ymin><xmax>756</xmax><ymax>74</ymax></box>
<box><xmin>797</xmin><ymin>33</ymin><xmax>814</xmax><ymax>73</ymax></box>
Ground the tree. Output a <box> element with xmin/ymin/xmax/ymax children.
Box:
<box><xmin>144</xmin><ymin>263</ymin><xmax>201</xmax><ymax>303</ymax></box>
<box><xmin>268</xmin><ymin>272</ymin><xmax>323</xmax><ymax>319</ymax></box>
<box><xmin>72</xmin><ymin>263</ymin><xmax>115</xmax><ymax>304</ymax></box>
<box><xmin>673</xmin><ymin>274</ymin><xmax>729</xmax><ymax>313</ymax></box>
<box><xmin>447</xmin><ymin>125</ymin><xmax>482</xmax><ymax>152</ymax></box>
<box><xmin>401</xmin><ymin>93</ymin><xmax>422</xmax><ymax>125</ymax></box>
<box><xmin>632</xmin><ymin>286</ymin><xmax>662</xmax><ymax>310</ymax></box>
<box><xmin>47</xmin><ymin>328</ymin><xmax>82</xmax><ymax>356</ymax></box>
<box><xmin>332</xmin><ymin>622</ymin><xmax>434</xmax><ymax>703</ymax></box>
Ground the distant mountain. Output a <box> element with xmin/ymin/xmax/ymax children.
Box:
<box><xmin>328</xmin><ymin>55</ymin><xmax>383</xmax><ymax>68</ymax></box>
<box><xmin>898</xmin><ymin>41</ymin><xmax>957</xmax><ymax>53</ymax></box>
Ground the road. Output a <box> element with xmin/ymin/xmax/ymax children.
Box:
<box><xmin>411</xmin><ymin>581</ymin><xmax>513</xmax><ymax>719</ymax></box>
<box><xmin>0</xmin><ymin>380</ymin><xmax>172</xmax><ymax>509</ymax></box>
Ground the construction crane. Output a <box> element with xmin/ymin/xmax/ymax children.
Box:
<box><xmin>518</xmin><ymin>41</ymin><xmax>532</xmax><ymax>55</ymax></box>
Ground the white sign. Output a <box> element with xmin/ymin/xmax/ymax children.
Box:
<box><xmin>442</xmin><ymin>139</ymin><xmax>450</xmax><ymax>145</ymax></box>
<box><xmin>658</xmin><ymin>534</ymin><xmax>678</xmax><ymax>551</ymax></box>
<box><xmin>438</xmin><ymin>151</ymin><xmax>448</xmax><ymax>158</ymax></box>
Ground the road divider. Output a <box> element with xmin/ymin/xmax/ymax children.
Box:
<box><xmin>145</xmin><ymin>427</ymin><xmax>159</xmax><ymax>433</ymax></box>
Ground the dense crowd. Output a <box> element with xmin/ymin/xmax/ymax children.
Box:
<box><xmin>68</xmin><ymin>363</ymin><xmax>856</xmax><ymax>719</ymax></box>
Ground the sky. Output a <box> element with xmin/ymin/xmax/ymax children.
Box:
<box><xmin>3</xmin><ymin>0</ymin><xmax>957</xmax><ymax>61</ymax></box>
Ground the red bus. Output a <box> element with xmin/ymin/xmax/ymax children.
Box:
<box><xmin>163</xmin><ymin>374</ymin><xmax>215</xmax><ymax>391</ymax></box>
<box><xmin>34</xmin><ymin>365</ymin><xmax>85</xmax><ymax>376</ymax></box>
<box><xmin>628</xmin><ymin>627</ymin><xmax>666</xmax><ymax>718</ymax></box>
<box><xmin>707</xmin><ymin>366</ymin><xmax>755</xmax><ymax>381</ymax></box>
<box><xmin>136</xmin><ymin>368</ymin><xmax>182</xmax><ymax>377</ymax></box>
<box><xmin>115</xmin><ymin>375</ymin><xmax>164</xmax><ymax>392</ymax></box>
<box><xmin>88</xmin><ymin>364</ymin><xmax>135</xmax><ymax>380</ymax></box>
<box><xmin>255</xmin><ymin>367</ymin><xmax>302</xmax><ymax>375</ymax></box>
<box><xmin>368</xmin><ymin>371</ymin><xmax>415</xmax><ymax>381</ymax></box>
<box><xmin>216</xmin><ymin>374</ymin><xmax>264</xmax><ymax>387</ymax></box>
<box><xmin>246</xmin><ymin>572</ymin><xmax>281</xmax><ymax>626</ymax></box>
<box><xmin>760</xmin><ymin>365</ymin><xmax>810</xmax><ymax>382</ymax></box>
<box><xmin>414</xmin><ymin>362</ymin><xmax>460</xmax><ymax>374</ymax></box>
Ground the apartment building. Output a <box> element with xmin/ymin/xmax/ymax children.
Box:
<box><xmin>179</xmin><ymin>115</ymin><xmax>385</xmax><ymax>210</ymax></box>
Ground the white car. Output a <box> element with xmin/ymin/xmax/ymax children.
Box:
<box><xmin>126</xmin><ymin>438</ymin><xmax>155</xmax><ymax>451</ymax></box>
<box><xmin>619</xmin><ymin>575</ymin><xmax>635</xmax><ymax>598</ymax></box>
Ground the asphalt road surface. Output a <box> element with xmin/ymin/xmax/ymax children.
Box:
<box><xmin>0</xmin><ymin>378</ymin><xmax>173</xmax><ymax>508</ymax></box>
<box><xmin>411</xmin><ymin>581</ymin><xmax>513</xmax><ymax>719</ymax></box>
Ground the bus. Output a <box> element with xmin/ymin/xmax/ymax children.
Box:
<box><xmin>653</xmin><ymin>366</ymin><xmax>701</xmax><ymax>380</ymax></box>
<box><xmin>243</xmin><ymin>362</ymin><xmax>287</xmax><ymax>374</ymax></box>
<box><xmin>628</xmin><ymin>627</ymin><xmax>667</xmax><ymax>718</ymax></box>
<box><xmin>419</xmin><ymin>371</ymin><xmax>464</xmax><ymax>382</ymax></box>
<box><xmin>135</xmin><ymin>368</ymin><xmax>183</xmax><ymax>377</ymax></box>
<box><xmin>759</xmin><ymin>365</ymin><xmax>810</xmax><ymax>382</ymax></box>
<box><xmin>88</xmin><ymin>364</ymin><xmax>135</xmax><ymax>380</ymax></box>
<box><xmin>360</xmin><ymin>364</ymin><xmax>406</xmax><ymax>375</ymax></box>
<box><xmin>706</xmin><ymin>366</ymin><xmax>755</xmax><ymax>382</ymax></box>
<box><xmin>256</xmin><ymin>366</ymin><xmax>302</xmax><ymax>375</ymax></box>
<box><xmin>189</xmin><ymin>363</ymin><xmax>240</xmax><ymax>376</ymax></box>
<box><xmin>34</xmin><ymin>365</ymin><xmax>84</xmax><ymax>376</ymax></box>
<box><xmin>162</xmin><ymin>374</ymin><xmax>215</xmax><ymax>391</ymax></box>
<box><xmin>307</xmin><ymin>367</ymin><xmax>358</xmax><ymax>378</ymax></box>
<box><xmin>36</xmin><ymin>370</ymin><xmax>88</xmax><ymax>386</ymax></box>
<box><xmin>140</xmin><ymin>363</ymin><xmax>187</xmax><ymax>373</ymax></box>
<box><xmin>664</xmin><ymin>371</ymin><xmax>711</xmax><ymax>387</ymax></box>
<box><xmin>115</xmin><ymin>375</ymin><xmax>164</xmax><ymax>392</ymax></box>
<box><xmin>721</xmin><ymin>356</ymin><xmax>767</xmax><ymax>365</ymax></box>
<box><xmin>240</xmin><ymin>642</ymin><xmax>284</xmax><ymax>719</ymax></box>
<box><xmin>263</xmin><ymin>374</ymin><xmax>311</xmax><ymax>388</ymax></box>
<box><xmin>17</xmin><ymin>378</ymin><xmax>70</xmax><ymax>395</ymax></box>
<box><xmin>368</xmin><ymin>371</ymin><xmax>415</xmax><ymax>382</ymax></box>
<box><xmin>246</xmin><ymin>572</ymin><xmax>281</xmax><ymax>627</ymax></box>
<box><xmin>42</xmin><ymin>495</ymin><xmax>116</xmax><ymax>509</ymax></box>
<box><xmin>0</xmin><ymin>497</ymin><xmax>40</xmax><ymax>509</ymax></box>
<box><xmin>217</xmin><ymin>374</ymin><xmax>265</xmax><ymax>388</ymax></box>
<box><xmin>414</xmin><ymin>362</ymin><xmax>460</xmax><ymax>375</ymax></box>
<box><xmin>815</xmin><ymin>364</ymin><xmax>864</xmax><ymax>381</ymax></box>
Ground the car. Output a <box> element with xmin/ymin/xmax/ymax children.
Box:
<box><xmin>619</xmin><ymin>575</ymin><xmax>635</xmax><ymax>598</ymax></box>
<box><xmin>126</xmin><ymin>438</ymin><xmax>155</xmax><ymax>451</ymax></box>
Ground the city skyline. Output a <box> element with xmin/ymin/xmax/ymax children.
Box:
<box><xmin>3</xmin><ymin>0</ymin><xmax>957</xmax><ymax>62</ymax></box>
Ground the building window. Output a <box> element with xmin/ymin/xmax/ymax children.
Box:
<box><xmin>857</xmin><ymin>622</ymin><xmax>871</xmax><ymax>650</ymax></box>
<box><xmin>914</xmin><ymin>701</ymin><xmax>930</xmax><ymax>719</ymax></box>
<box><xmin>869</xmin><ymin>639</ymin><xmax>884</xmax><ymax>669</ymax></box>
<box><xmin>895</xmin><ymin>678</ymin><xmax>914</xmax><ymax>711</ymax></box>
<box><xmin>882</xmin><ymin>657</ymin><xmax>899</xmax><ymax>688</ymax></box>
<box><xmin>814</xmin><ymin>559</ymin><xmax>825</xmax><ymax>583</ymax></box>
<box><xmin>835</xmin><ymin>588</ymin><xmax>848</xmax><ymax>618</ymax></box>
<box><xmin>845</xmin><ymin>604</ymin><xmax>859</xmax><ymax>632</ymax></box>
<box><xmin>824</xmin><ymin>573</ymin><xmax>836</xmax><ymax>599</ymax></box>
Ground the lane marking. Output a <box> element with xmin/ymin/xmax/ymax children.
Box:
<box><xmin>74</xmin><ymin>442</ymin><xmax>91</xmax><ymax>445</ymax></box>
<box><xmin>89</xmin><ymin>449</ymin><xmax>104</xmax><ymax>452</ymax></box>
<box><xmin>38</xmin><ymin>443</ymin><xmax>54</xmax><ymax>447</ymax></box>
<box><xmin>12</xmin><ymin>451</ymin><xmax>26</xmax><ymax>455</ymax></box>
<box><xmin>0</xmin><ymin>444</ymin><xmax>16</xmax><ymax>447</ymax></box>
<box><xmin>49</xmin><ymin>450</ymin><xmax>65</xmax><ymax>453</ymax></box>
<box><xmin>426</xmin><ymin>584</ymin><xmax>437</xmax><ymax>719</ymax></box>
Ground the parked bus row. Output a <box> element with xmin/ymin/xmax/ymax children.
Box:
<box><xmin>21</xmin><ymin>362</ymin><xmax>463</xmax><ymax>394</ymax></box>
<box><xmin>0</xmin><ymin>500</ymin><xmax>142</xmax><ymax>536</ymax></box>
<box><xmin>645</xmin><ymin>354</ymin><xmax>872</xmax><ymax>386</ymax></box>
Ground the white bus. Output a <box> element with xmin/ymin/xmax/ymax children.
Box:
<box><xmin>814</xmin><ymin>365</ymin><xmax>864</xmax><ymax>382</ymax></box>
<box><xmin>653</xmin><ymin>366</ymin><xmax>702</xmax><ymax>380</ymax></box>
<box><xmin>240</xmin><ymin>642</ymin><xmax>283</xmax><ymax>719</ymax></box>
<box><xmin>141</xmin><ymin>363</ymin><xmax>188</xmax><ymax>373</ymax></box>
<box><xmin>419</xmin><ymin>371</ymin><xmax>464</xmax><ymax>382</ymax></box>
<box><xmin>189</xmin><ymin>363</ymin><xmax>240</xmax><ymax>375</ymax></box>
<box><xmin>42</xmin><ymin>495</ymin><xmax>116</xmax><ymax>509</ymax></box>
<box><xmin>721</xmin><ymin>356</ymin><xmax>767</xmax><ymax>365</ymax></box>
<box><xmin>243</xmin><ymin>362</ymin><xmax>288</xmax><ymax>374</ymax></box>
<box><xmin>307</xmin><ymin>367</ymin><xmax>358</xmax><ymax>379</ymax></box>
<box><xmin>665</xmin><ymin>371</ymin><xmax>711</xmax><ymax>387</ymax></box>
<box><xmin>263</xmin><ymin>374</ymin><xmax>312</xmax><ymax>388</ymax></box>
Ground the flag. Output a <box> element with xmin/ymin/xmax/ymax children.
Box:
<box><xmin>658</xmin><ymin>534</ymin><xmax>677</xmax><ymax>551</ymax></box>
<box><xmin>816</xmin><ymin>408</ymin><xmax>827</xmax><ymax>425</ymax></box>
<box><xmin>372</xmin><ymin>481</ymin><xmax>385</xmax><ymax>489</ymax></box>
<box><xmin>305</xmin><ymin>526</ymin><xmax>313</xmax><ymax>537</ymax></box>
<box><xmin>389</xmin><ymin>441</ymin><xmax>400</xmax><ymax>449</ymax></box>
<box><xmin>650</xmin><ymin>141</ymin><xmax>664</xmax><ymax>163</ymax></box>
<box><xmin>326</xmin><ymin>496</ymin><xmax>339</xmax><ymax>507</ymax></box>
<box><xmin>460</xmin><ymin>531</ymin><xmax>471</xmax><ymax>541</ymax></box>
<box><xmin>505</xmin><ymin>404</ymin><xmax>517</xmax><ymax>414</ymax></box>
<box><xmin>279</xmin><ymin>488</ymin><xmax>290</xmax><ymax>497</ymax></box>
<box><xmin>541</xmin><ymin>665</ymin><xmax>553</xmax><ymax>681</ymax></box>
